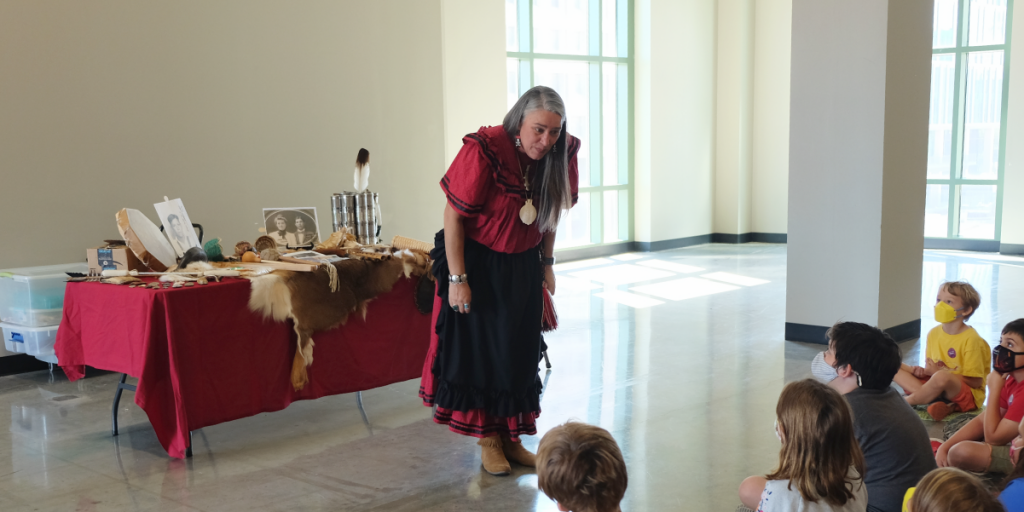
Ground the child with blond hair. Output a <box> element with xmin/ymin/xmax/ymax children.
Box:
<box><xmin>739</xmin><ymin>379</ymin><xmax>867</xmax><ymax>511</ymax></box>
<box><xmin>903</xmin><ymin>467</ymin><xmax>1005</xmax><ymax>512</ymax></box>
<box><xmin>894</xmin><ymin>281</ymin><xmax>990</xmax><ymax>420</ymax></box>
<box><xmin>537</xmin><ymin>422</ymin><xmax>627</xmax><ymax>512</ymax></box>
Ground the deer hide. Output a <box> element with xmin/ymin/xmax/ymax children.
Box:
<box><xmin>248</xmin><ymin>255</ymin><xmax>412</xmax><ymax>390</ymax></box>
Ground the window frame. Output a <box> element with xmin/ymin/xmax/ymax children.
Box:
<box><xmin>926</xmin><ymin>0</ymin><xmax>1013</xmax><ymax>243</ymax></box>
<box><xmin>507</xmin><ymin>0</ymin><xmax>635</xmax><ymax>251</ymax></box>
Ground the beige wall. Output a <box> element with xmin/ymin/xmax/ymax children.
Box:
<box><xmin>635</xmin><ymin>0</ymin><xmax>716</xmax><ymax>244</ymax></box>
<box><xmin>713</xmin><ymin>0</ymin><xmax>754</xmax><ymax>236</ymax></box>
<box><xmin>0</xmin><ymin>0</ymin><xmax>797</xmax><ymax>272</ymax></box>
<box><xmin>441</xmin><ymin>0</ymin><xmax>508</xmax><ymax>167</ymax></box>
<box><xmin>750</xmin><ymin>0</ymin><xmax>791</xmax><ymax>234</ymax></box>
<box><xmin>715</xmin><ymin>0</ymin><xmax>792</xmax><ymax>237</ymax></box>
<box><xmin>0</xmin><ymin>1</ymin><xmax>456</xmax><ymax>270</ymax></box>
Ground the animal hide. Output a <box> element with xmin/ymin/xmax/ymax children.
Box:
<box><xmin>248</xmin><ymin>251</ymin><xmax>424</xmax><ymax>391</ymax></box>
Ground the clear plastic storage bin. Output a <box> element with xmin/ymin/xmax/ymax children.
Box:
<box><xmin>2</xmin><ymin>322</ymin><xmax>59</xmax><ymax>363</ymax></box>
<box><xmin>0</xmin><ymin>263</ymin><xmax>87</xmax><ymax>327</ymax></box>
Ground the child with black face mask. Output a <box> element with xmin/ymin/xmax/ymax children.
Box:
<box><xmin>935</xmin><ymin>318</ymin><xmax>1024</xmax><ymax>475</ymax></box>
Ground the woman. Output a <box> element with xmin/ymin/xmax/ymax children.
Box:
<box><xmin>420</xmin><ymin>86</ymin><xmax>580</xmax><ymax>476</ymax></box>
<box><xmin>270</xmin><ymin>215</ymin><xmax>290</xmax><ymax>247</ymax></box>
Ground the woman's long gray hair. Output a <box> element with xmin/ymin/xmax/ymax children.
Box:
<box><xmin>503</xmin><ymin>86</ymin><xmax>573</xmax><ymax>233</ymax></box>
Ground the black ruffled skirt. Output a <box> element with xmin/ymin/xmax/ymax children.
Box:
<box><xmin>419</xmin><ymin>229</ymin><xmax>544</xmax><ymax>438</ymax></box>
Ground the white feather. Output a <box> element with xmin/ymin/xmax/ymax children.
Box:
<box><xmin>353</xmin><ymin>164</ymin><xmax>370</xmax><ymax>192</ymax></box>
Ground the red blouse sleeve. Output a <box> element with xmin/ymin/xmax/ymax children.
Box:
<box><xmin>440</xmin><ymin>140</ymin><xmax>491</xmax><ymax>218</ymax></box>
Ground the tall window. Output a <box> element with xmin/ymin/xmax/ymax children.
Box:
<box><xmin>925</xmin><ymin>0</ymin><xmax>1012</xmax><ymax>243</ymax></box>
<box><xmin>506</xmin><ymin>0</ymin><xmax>633</xmax><ymax>249</ymax></box>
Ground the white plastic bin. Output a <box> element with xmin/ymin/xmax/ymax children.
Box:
<box><xmin>0</xmin><ymin>263</ymin><xmax>87</xmax><ymax>327</ymax></box>
<box><xmin>1</xmin><ymin>322</ymin><xmax>59</xmax><ymax>362</ymax></box>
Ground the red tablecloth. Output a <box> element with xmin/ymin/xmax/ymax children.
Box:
<box><xmin>55</xmin><ymin>276</ymin><xmax>431</xmax><ymax>458</ymax></box>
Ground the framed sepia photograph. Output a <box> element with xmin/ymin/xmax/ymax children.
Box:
<box><xmin>263</xmin><ymin>207</ymin><xmax>321</xmax><ymax>248</ymax></box>
<box><xmin>154</xmin><ymin>197</ymin><xmax>201</xmax><ymax>258</ymax></box>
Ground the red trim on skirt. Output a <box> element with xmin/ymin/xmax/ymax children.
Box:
<box><xmin>419</xmin><ymin>292</ymin><xmax>540</xmax><ymax>441</ymax></box>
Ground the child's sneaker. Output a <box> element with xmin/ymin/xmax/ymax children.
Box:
<box><xmin>927</xmin><ymin>401</ymin><xmax>959</xmax><ymax>421</ymax></box>
<box><xmin>930</xmin><ymin>438</ymin><xmax>944</xmax><ymax>456</ymax></box>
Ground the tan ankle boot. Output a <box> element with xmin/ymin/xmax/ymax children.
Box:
<box><xmin>501</xmin><ymin>437</ymin><xmax>536</xmax><ymax>467</ymax></box>
<box><xmin>478</xmin><ymin>436</ymin><xmax>511</xmax><ymax>476</ymax></box>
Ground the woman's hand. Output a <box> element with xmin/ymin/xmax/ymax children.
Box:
<box><xmin>543</xmin><ymin>266</ymin><xmax>556</xmax><ymax>296</ymax></box>
<box><xmin>449</xmin><ymin>282</ymin><xmax>473</xmax><ymax>314</ymax></box>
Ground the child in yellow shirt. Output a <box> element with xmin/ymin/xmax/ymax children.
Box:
<box><xmin>893</xmin><ymin>281</ymin><xmax>990</xmax><ymax>421</ymax></box>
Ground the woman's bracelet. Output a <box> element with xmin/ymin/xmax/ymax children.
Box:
<box><xmin>448</xmin><ymin>273</ymin><xmax>468</xmax><ymax>284</ymax></box>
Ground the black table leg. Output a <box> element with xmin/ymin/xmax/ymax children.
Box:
<box><xmin>112</xmin><ymin>373</ymin><xmax>137</xmax><ymax>437</ymax></box>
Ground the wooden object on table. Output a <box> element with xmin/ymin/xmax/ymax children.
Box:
<box><xmin>116</xmin><ymin>208</ymin><xmax>177</xmax><ymax>272</ymax></box>
<box><xmin>392</xmin><ymin>235</ymin><xmax>432</xmax><ymax>253</ymax></box>
<box><xmin>237</xmin><ymin>260</ymin><xmax>317</xmax><ymax>272</ymax></box>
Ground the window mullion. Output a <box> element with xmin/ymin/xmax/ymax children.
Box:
<box><xmin>993</xmin><ymin>0</ymin><xmax>1014</xmax><ymax>241</ymax></box>
<box><xmin>519</xmin><ymin>0</ymin><xmax>531</xmax><ymax>53</ymax></box>
<box><xmin>590</xmin><ymin>63</ymin><xmax>603</xmax><ymax>187</ymax></box>
<box><xmin>946</xmin><ymin>0</ymin><xmax>968</xmax><ymax>237</ymax></box>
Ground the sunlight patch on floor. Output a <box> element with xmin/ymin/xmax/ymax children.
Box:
<box><xmin>630</xmin><ymin>277</ymin><xmax>740</xmax><ymax>301</ymax></box>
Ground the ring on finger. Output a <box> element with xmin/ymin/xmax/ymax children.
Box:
<box><xmin>452</xmin><ymin>305</ymin><xmax>459</xmax><ymax>312</ymax></box>
<box><xmin>463</xmin><ymin>303</ymin><xmax>470</xmax><ymax>312</ymax></box>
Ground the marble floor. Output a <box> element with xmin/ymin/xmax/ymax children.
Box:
<box><xmin>1</xmin><ymin>244</ymin><xmax>1020</xmax><ymax>511</ymax></box>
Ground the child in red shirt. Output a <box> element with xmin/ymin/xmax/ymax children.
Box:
<box><xmin>935</xmin><ymin>318</ymin><xmax>1024</xmax><ymax>474</ymax></box>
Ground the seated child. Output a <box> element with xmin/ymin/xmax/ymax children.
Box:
<box><xmin>811</xmin><ymin>349</ymin><xmax>839</xmax><ymax>384</ymax></box>
<box><xmin>739</xmin><ymin>379</ymin><xmax>867</xmax><ymax>511</ymax></box>
<box><xmin>893</xmin><ymin>281</ymin><xmax>989</xmax><ymax>420</ymax></box>
<box><xmin>904</xmin><ymin>467</ymin><xmax>1005</xmax><ymax>512</ymax></box>
<box><xmin>537</xmin><ymin>421</ymin><xmax>627</xmax><ymax>512</ymax></box>
<box><xmin>823</xmin><ymin>321</ymin><xmax>936</xmax><ymax>512</ymax></box>
<box><xmin>935</xmin><ymin>319</ymin><xmax>1024</xmax><ymax>474</ymax></box>
<box><xmin>998</xmin><ymin>414</ymin><xmax>1024</xmax><ymax>512</ymax></box>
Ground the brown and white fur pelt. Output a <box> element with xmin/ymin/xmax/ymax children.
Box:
<box><xmin>248</xmin><ymin>250</ymin><xmax>422</xmax><ymax>391</ymax></box>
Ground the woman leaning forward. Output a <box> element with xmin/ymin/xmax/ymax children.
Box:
<box><xmin>419</xmin><ymin>86</ymin><xmax>580</xmax><ymax>476</ymax></box>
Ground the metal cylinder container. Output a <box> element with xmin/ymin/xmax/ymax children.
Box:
<box><xmin>330</xmin><ymin>194</ymin><xmax>347</xmax><ymax>232</ymax></box>
<box><xmin>333</xmin><ymin>191</ymin><xmax>380</xmax><ymax>244</ymax></box>
<box><xmin>331</xmin><ymin>192</ymin><xmax>358</xmax><ymax>234</ymax></box>
<box><xmin>356</xmin><ymin>191</ymin><xmax>378</xmax><ymax>245</ymax></box>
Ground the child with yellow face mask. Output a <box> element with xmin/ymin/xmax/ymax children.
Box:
<box><xmin>892</xmin><ymin>281</ymin><xmax>990</xmax><ymax>421</ymax></box>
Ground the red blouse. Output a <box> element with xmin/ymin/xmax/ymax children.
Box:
<box><xmin>441</xmin><ymin>125</ymin><xmax>580</xmax><ymax>254</ymax></box>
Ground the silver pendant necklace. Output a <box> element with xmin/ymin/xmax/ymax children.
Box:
<box><xmin>518</xmin><ymin>158</ymin><xmax>537</xmax><ymax>225</ymax></box>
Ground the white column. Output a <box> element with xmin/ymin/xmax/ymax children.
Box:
<box><xmin>785</xmin><ymin>0</ymin><xmax>932</xmax><ymax>343</ymax></box>
<box><xmin>998</xmin><ymin>2</ymin><xmax>1024</xmax><ymax>252</ymax></box>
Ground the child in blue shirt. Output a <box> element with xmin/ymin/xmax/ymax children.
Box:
<box><xmin>999</xmin><ymin>418</ymin><xmax>1024</xmax><ymax>512</ymax></box>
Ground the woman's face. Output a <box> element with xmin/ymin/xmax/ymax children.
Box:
<box><xmin>276</xmin><ymin>218</ymin><xmax>287</xmax><ymax>231</ymax></box>
<box><xmin>518</xmin><ymin>109</ymin><xmax>562</xmax><ymax>160</ymax></box>
<box><xmin>170</xmin><ymin>218</ymin><xmax>184</xmax><ymax>238</ymax></box>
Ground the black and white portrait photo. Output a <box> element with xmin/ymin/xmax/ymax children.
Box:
<box><xmin>262</xmin><ymin>208</ymin><xmax>320</xmax><ymax>248</ymax></box>
<box><xmin>154</xmin><ymin>197</ymin><xmax>201</xmax><ymax>258</ymax></box>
